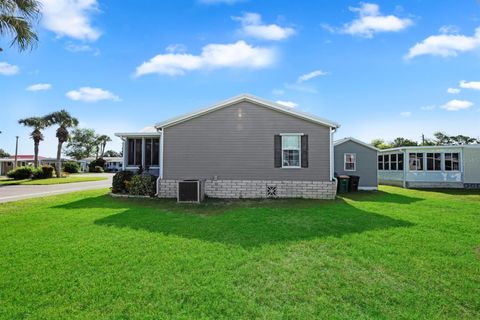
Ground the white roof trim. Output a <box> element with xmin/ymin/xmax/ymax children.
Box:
<box><xmin>155</xmin><ymin>94</ymin><xmax>340</xmax><ymax>129</ymax></box>
<box><xmin>334</xmin><ymin>137</ymin><xmax>379</xmax><ymax>151</ymax></box>
<box><xmin>115</xmin><ymin>132</ymin><xmax>161</xmax><ymax>138</ymax></box>
<box><xmin>379</xmin><ymin>144</ymin><xmax>480</xmax><ymax>152</ymax></box>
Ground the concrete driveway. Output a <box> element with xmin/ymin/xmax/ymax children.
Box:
<box><xmin>0</xmin><ymin>173</ymin><xmax>113</xmax><ymax>204</ymax></box>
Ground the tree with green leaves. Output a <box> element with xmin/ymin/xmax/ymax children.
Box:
<box><xmin>65</xmin><ymin>128</ymin><xmax>98</xmax><ymax>160</ymax></box>
<box><xmin>45</xmin><ymin>110</ymin><xmax>79</xmax><ymax>177</ymax></box>
<box><xmin>391</xmin><ymin>137</ymin><xmax>418</xmax><ymax>148</ymax></box>
<box><xmin>96</xmin><ymin>134</ymin><xmax>112</xmax><ymax>158</ymax></box>
<box><xmin>0</xmin><ymin>148</ymin><xmax>10</xmax><ymax>158</ymax></box>
<box><xmin>103</xmin><ymin>150</ymin><xmax>122</xmax><ymax>157</ymax></box>
<box><xmin>433</xmin><ymin>132</ymin><xmax>452</xmax><ymax>145</ymax></box>
<box><xmin>0</xmin><ymin>0</ymin><xmax>41</xmax><ymax>52</ymax></box>
<box><xmin>371</xmin><ymin>139</ymin><xmax>391</xmax><ymax>150</ymax></box>
<box><xmin>18</xmin><ymin>116</ymin><xmax>49</xmax><ymax>167</ymax></box>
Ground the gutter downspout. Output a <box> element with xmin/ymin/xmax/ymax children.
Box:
<box><xmin>155</xmin><ymin>128</ymin><xmax>164</xmax><ymax>197</ymax></box>
<box><xmin>330</xmin><ymin>127</ymin><xmax>337</xmax><ymax>182</ymax></box>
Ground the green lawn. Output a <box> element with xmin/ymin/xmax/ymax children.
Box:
<box><xmin>0</xmin><ymin>187</ymin><xmax>478</xmax><ymax>319</ymax></box>
<box><xmin>0</xmin><ymin>176</ymin><xmax>107</xmax><ymax>186</ymax></box>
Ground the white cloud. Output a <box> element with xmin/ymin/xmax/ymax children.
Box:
<box><xmin>447</xmin><ymin>87</ymin><xmax>460</xmax><ymax>94</ymax></box>
<box><xmin>0</xmin><ymin>62</ymin><xmax>19</xmax><ymax>75</ymax></box>
<box><xmin>135</xmin><ymin>40</ymin><xmax>276</xmax><ymax>77</ymax></box>
<box><xmin>440</xmin><ymin>99</ymin><xmax>473</xmax><ymax>111</ymax></box>
<box><xmin>405</xmin><ymin>27</ymin><xmax>480</xmax><ymax>59</ymax></box>
<box><xmin>400</xmin><ymin>111</ymin><xmax>411</xmax><ymax>117</ymax></box>
<box><xmin>232</xmin><ymin>12</ymin><xmax>295</xmax><ymax>41</ymax></box>
<box><xmin>276</xmin><ymin>100</ymin><xmax>298</xmax><ymax>108</ymax></box>
<box><xmin>459</xmin><ymin>80</ymin><xmax>480</xmax><ymax>90</ymax></box>
<box><xmin>339</xmin><ymin>2</ymin><xmax>413</xmax><ymax>38</ymax></box>
<box><xmin>26</xmin><ymin>83</ymin><xmax>52</xmax><ymax>91</ymax></box>
<box><xmin>66</xmin><ymin>87</ymin><xmax>120</xmax><ymax>102</ymax></box>
<box><xmin>40</xmin><ymin>0</ymin><xmax>101</xmax><ymax>41</ymax></box>
<box><xmin>297</xmin><ymin>70</ymin><xmax>328</xmax><ymax>83</ymax></box>
<box><xmin>65</xmin><ymin>42</ymin><xmax>100</xmax><ymax>55</ymax></box>
<box><xmin>165</xmin><ymin>43</ymin><xmax>187</xmax><ymax>53</ymax></box>
<box><xmin>272</xmin><ymin>89</ymin><xmax>285</xmax><ymax>95</ymax></box>
<box><xmin>421</xmin><ymin>105</ymin><xmax>436</xmax><ymax>111</ymax></box>
<box><xmin>439</xmin><ymin>25</ymin><xmax>460</xmax><ymax>34</ymax></box>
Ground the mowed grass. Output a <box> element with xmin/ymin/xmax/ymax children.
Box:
<box><xmin>0</xmin><ymin>187</ymin><xmax>478</xmax><ymax>319</ymax></box>
<box><xmin>0</xmin><ymin>176</ymin><xmax>107</xmax><ymax>186</ymax></box>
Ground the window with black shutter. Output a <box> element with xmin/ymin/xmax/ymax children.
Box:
<box><xmin>274</xmin><ymin>134</ymin><xmax>308</xmax><ymax>168</ymax></box>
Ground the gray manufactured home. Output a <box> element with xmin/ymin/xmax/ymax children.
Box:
<box><xmin>378</xmin><ymin>145</ymin><xmax>480</xmax><ymax>188</ymax></box>
<box><xmin>115</xmin><ymin>94</ymin><xmax>340</xmax><ymax>199</ymax></box>
<box><xmin>334</xmin><ymin>137</ymin><xmax>379</xmax><ymax>190</ymax></box>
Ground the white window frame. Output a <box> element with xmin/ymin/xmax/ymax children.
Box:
<box><xmin>280</xmin><ymin>133</ymin><xmax>302</xmax><ymax>169</ymax></box>
<box><xmin>444</xmin><ymin>152</ymin><xmax>461</xmax><ymax>172</ymax></box>
<box><xmin>344</xmin><ymin>153</ymin><xmax>356</xmax><ymax>171</ymax></box>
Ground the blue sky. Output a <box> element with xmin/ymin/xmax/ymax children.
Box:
<box><xmin>1</xmin><ymin>0</ymin><xmax>480</xmax><ymax>156</ymax></box>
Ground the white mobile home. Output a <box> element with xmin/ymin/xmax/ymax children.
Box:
<box><xmin>378</xmin><ymin>145</ymin><xmax>480</xmax><ymax>188</ymax></box>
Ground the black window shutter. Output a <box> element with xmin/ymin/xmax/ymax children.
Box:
<box><xmin>274</xmin><ymin>135</ymin><xmax>282</xmax><ymax>168</ymax></box>
<box><xmin>301</xmin><ymin>135</ymin><xmax>309</xmax><ymax>168</ymax></box>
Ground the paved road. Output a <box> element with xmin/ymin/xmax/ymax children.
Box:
<box><xmin>0</xmin><ymin>174</ymin><xmax>113</xmax><ymax>204</ymax></box>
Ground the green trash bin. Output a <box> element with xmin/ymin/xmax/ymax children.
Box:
<box><xmin>337</xmin><ymin>175</ymin><xmax>350</xmax><ymax>193</ymax></box>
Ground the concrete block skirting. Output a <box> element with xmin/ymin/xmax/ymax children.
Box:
<box><xmin>157</xmin><ymin>179</ymin><xmax>337</xmax><ymax>199</ymax></box>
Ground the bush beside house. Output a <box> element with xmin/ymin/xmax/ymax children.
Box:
<box><xmin>63</xmin><ymin>161</ymin><xmax>80</xmax><ymax>173</ymax></box>
<box><xmin>7</xmin><ymin>165</ymin><xmax>55</xmax><ymax>180</ymax></box>
<box><xmin>112</xmin><ymin>171</ymin><xmax>156</xmax><ymax>197</ymax></box>
<box><xmin>89</xmin><ymin>158</ymin><xmax>106</xmax><ymax>173</ymax></box>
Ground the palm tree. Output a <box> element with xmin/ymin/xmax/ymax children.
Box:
<box><xmin>45</xmin><ymin>110</ymin><xmax>79</xmax><ymax>177</ymax></box>
<box><xmin>0</xmin><ymin>0</ymin><xmax>41</xmax><ymax>52</ymax></box>
<box><xmin>97</xmin><ymin>135</ymin><xmax>111</xmax><ymax>158</ymax></box>
<box><xmin>18</xmin><ymin>116</ymin><xmax>48</xmax><ymax>167</ymax></box>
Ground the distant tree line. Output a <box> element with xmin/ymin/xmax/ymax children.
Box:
<box><xmin>65</xmin><ymin>128</ymin><xmax>120</xmax><ymax>160</ymax></box>
<box><xmin>372</xmin><ymin>132</ymin><xmax>479</xmax><ymax>150</ymax></box>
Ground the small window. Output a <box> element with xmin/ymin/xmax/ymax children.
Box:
<box><xmin>282</xmin><ymin>135</ymin><xmax>301</xmax><ymax>168</ymax></box>
<box><xmin>391</xmin><ymin>154</ymin><xmax>397</xmax><ymax>171</ymax></box>
<box><xmin>344</xmin><ymin>153</ymin><xmax>356</xmax><ymax>171</ymax></box>
<box><xmin>384</xmin><ymin>154</ymin><xmax>390</xmax><ymax>171</ymax></box>
<box><xmin>445</xmin><ymin>152</ymin><xmax>460</xmax><ymax>171</ymax></box>
<box><xmin>127</xmin><ymin>138</ymin><xmax>143</xmax><ymax>166</ymax></box>
<box><xmin>427</xmin><ymin>153</ymin><xmax>441</xmax><ymax>171</ymax></box>
<box><xmin>409</xmin><ymin>153</ymin><xmax>424</xmax><ymax>171</ymax></box>
<box><xmin>398</xmin><ymin>153</ymin><xmax>404</xmax><ymax>171</ymax></box>
<box><xmin>378</xmin><ymin>155</ymin><xmax>383</xmax><ymax>170</ymax></box>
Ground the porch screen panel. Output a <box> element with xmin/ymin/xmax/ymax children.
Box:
<box><xmin>134</xmin><ymin>139</ymin><xmax>142</xmax><ymax>166</ymax></box>
<box><xmin>152</xmin><ymin>139</ymin><xmax>160</xmax><ymax>166</ymax></box>
<box><xmin>127</xmin><ymin>139</ymin><xmax>135</xmax><ymax>165</ymax></box>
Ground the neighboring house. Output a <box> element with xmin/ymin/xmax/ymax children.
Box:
<box><xmin>334</xmin><ymin>137</ymin><xmax>379</xmax><ymax>190</ymax></box>
<box><xmin>116</xmin><ymin>94</ymin><xmax>340</xmax><ymax>199</ymax></box>
<box><xmin>378</xmin><ymin>145</ymin><xmax>480</xmax><ymax>188</ymax></box>
<box><xmin>0</xmin><ymin>155</ymin><xmax>46</xmax><ymax>175</ymax></box>
<box><xmin>78</xmin><ymin>157</ymin><xmax>124</xmax><ymax>172</ymax></box>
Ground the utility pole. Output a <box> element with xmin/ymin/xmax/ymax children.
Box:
<box><xmin>421</xmin><ymin>134</ymin><xmax>425</xmax><ymax>146</ymax></box>
<box><xmin>14</xmin><ymin>136</ymin><xmax>19</xmax><ymax>168</ymax></box>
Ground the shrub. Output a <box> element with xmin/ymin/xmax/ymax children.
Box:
<box><xmin>31</xmin><ymin>167</ymin><xmax>44</xmax><ymax>179</ymax></box>
<box><xmin>129</xmin><ymin>172</ymin><xmax>156</xmax><ymax>197</ymax></box>
<box><xmin>94</xmin><ymin>166</ymin><xmax>104</xmax><ymax>173</ymax></box>
<box><xmin>89</xmin><ymin>158</ymin><xmax>106</xmax><ymax>172</ymax></box>
<box><xmin>7</xmin><ymin>166</ymin><xmax>34</xmax><ymax>180</ymax></box>
<box><xmin>63</xmin><ymin>161</ymin><xmax>80</xmax><ymax>173</ymax></box>
<box><xmin>41</xmin><ymin>165</ymin><xmax>54</xmax><ymax>178</ymax></box>
<box><xmin>112</xmin><ymin>170</ymin><xmax>134</xmax><ymax>194</ymax></box>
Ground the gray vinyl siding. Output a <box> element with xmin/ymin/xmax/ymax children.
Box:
<box><xmin>163</xmin><ymin>101</ymin><xmax>331</xmax><ymax>181</ymax></box>
<box><xmin>334</xmin><ymin>140</ymin><xmax>378</xmax><ymax>188</ymax></box>
<box><xmin>464</xmin><ymin>148</ymin><xmax>480</xmax><ymax>183</ymax></box>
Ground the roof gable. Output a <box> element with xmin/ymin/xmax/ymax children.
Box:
<box><xmin>155</xmin><ymin>94</ymin><xmax>340</xmax><ymax>129</ymax></box>
<box><xmin>334</xmin><ymin>137</ymin><xmax>379</xmax><ymax>151</ymax></box>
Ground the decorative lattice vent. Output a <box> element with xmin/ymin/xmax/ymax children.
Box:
<box><xmin>266</xmin><ymin>185</ymin><xmax>277</xmax><ymax>197</ymax></box>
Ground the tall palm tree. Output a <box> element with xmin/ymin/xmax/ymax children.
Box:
<box><xmin>18</xmin><ymin>116</ymin><xmax>48</xmax><ymax>167</ymax></box>
<box><xmin>0</xmin><ymin>0</ymin><xmax>41</xmax><ymax>52</ymax></box>
<box><xmin>45</xmin><ymin>110</ymin><xmax>79</xmax><ymax>177</ymax></box>
<box><xmin>97</xmin><ymin>135</ymin><xmax>111</xmax><ymax>158</ymax></box>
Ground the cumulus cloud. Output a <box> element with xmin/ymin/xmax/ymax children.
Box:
<box><xmin>297</xmin><ymin>70</ymin><xmax>328</xmax><ymax>83</ymax></box>
<box><xmin>440</xmin><ymin>99</ymin><xmax>473</xmax><ymax>111</ymax></box>
<box><xmin>421</xmin><ymin>105</ymin><xmax>436</xmax><ymax>111</ymax></box>
<box><xmin>334</xmin><ymin>2</ymin><xmax>412</xmax><ymax>38</ymax></box>
<box><xmin>400</xmin><ymin>111</ymin><xmax>411</xmax><ymax>117</ymax></box>
<box><xmin>439</xmin><ymin>25</ymin><xmax>460</xmax><ymax>34</ymax></box>
<box><xmin>0</xmin><ymin>62</ymin><xmax>19</xmax><ymax>75</ymax></box>
<box><xmin>26</xmin><ymin>83</ymin><xmax>52</xmax><ymax>91</ymax></box>
<box><xmin>135</xmin><ymin>40</ymin><xmax>276</xmax><ymax>77</ymax></box>
<box><xmin>233</xmin><ymin>12</ymin><xmax>295</xmax><ymax>41</ymax></box>
<box><xmin>66</xmin><ymin>87</ymin><xmax>120</xmax><ymax>102</ymax></box>
<box><xmin>276</xmin><ymin>100</ymin><xmax>298</xmax><ymax>108</ymax></box>
<box><xmin>459</xmin><ymin>80</ymin><xmax>480</xmax><ymax>90</ymax></box>
<box><xmin>40</xmin><ymin>0</ymin><xmax>101</xmax><ymax>41</ymax></box>
<box><xmin>447</xmin><ymin>87</ymin><xmax>460</xmax><ymax>94</ymax></box>
<box><xmin>405</xmin><ymin>26</ymin><xmax>480</xmax><ymax>59</ymax></box>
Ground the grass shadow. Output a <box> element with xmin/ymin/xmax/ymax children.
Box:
<box><xmin>55</xmin><ymin>195</ymin><xmax>414</xmax><ymax>248</ymax></box>
<box><xmin>339</xmin><ymin>190</ymin><xmax>423</xmax><ymax>204</ymax></box>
